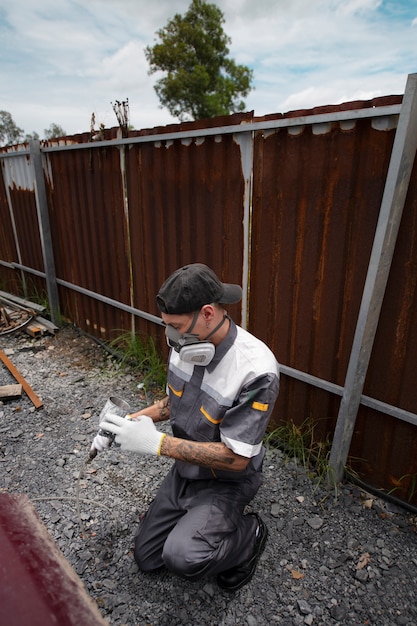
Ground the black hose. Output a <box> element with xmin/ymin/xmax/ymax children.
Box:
<box><xmin>345</xmin><ymin>470</ymin><xmax>417</xmax><ymax>516</ymax></box>
<box><xmin>76</xmin><ymin>325</ymin><xmax>124</xmax><ymax>360</ymax></box>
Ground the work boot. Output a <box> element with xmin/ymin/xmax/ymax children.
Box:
<box><xmin>217</xmin><ymin>513</ymin><xmax>268</xmax><ymax>592</ymax></box>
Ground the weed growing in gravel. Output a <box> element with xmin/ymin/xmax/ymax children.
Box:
<box><xmin>388</xmin><ymin>472</ymin><xmax>417</xmax><ymax>503</ymax></box>
<box><xmin>109</xmin><ymin>330</ymin><xmax>167</xmax><ymax>393</ymax></box>
<box><xmin>26</xmin><ymin>284</ymin><xmax>49</xmax><ymax>310</ymax></box>
<box><xmin>264</xmin><ymin>417</ymin><xmax>340</xmax><ymax>499</ymax></box>
<box><xmin>15</xmin><ymin>277</ymin><xmax>48</xmax><ymax>310</ymax></box>
<box><xmin>23</xmin><ymin>280</ymin><xmax>64</xmax><ymax>326</ymax></box>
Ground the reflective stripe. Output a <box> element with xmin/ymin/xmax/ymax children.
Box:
<box><xmin>168</xmin><ymin>384</ymin><xmax>183</xmax><ymax>397</ymax></box>
<box><xmin>221</xmin><ymin>434</ymin><xmax>263</xmax><ymax>458</ymax></box>
<box><xmin>200</xmin><ymin>406</ymin><xmax>223</xmax><ymax>425</ymax></box>
<box><xmin>252</xmin><ymin>401</ymin><xmax>268</xmax><ymax>411</ymax></box>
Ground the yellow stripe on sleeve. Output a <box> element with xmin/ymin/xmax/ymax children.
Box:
<box><xmin>252</xmin><ymin>401</ymin><xmax>269</xmax><ymax>411</ymax></box>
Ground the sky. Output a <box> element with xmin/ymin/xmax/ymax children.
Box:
<box><xmin>1</xmin><ymin>0</ymin><xmax>417</xmax><ymax>138</ymax></box>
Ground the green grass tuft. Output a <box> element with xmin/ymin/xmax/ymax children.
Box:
<box><xmin>109</xmin><ymin>330</ymin><xmax>167</xmax><ymax>394</ymax></box>
<box><xmin>264</xmin><ymin>417</ymin><xmax>340</xmax><ymax>499</ymax></box>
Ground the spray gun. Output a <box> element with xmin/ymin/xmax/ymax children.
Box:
<box><xmin>87</xmin><ymin>396</ymin><xmax>131</xmax><ymax>462</ymax></box>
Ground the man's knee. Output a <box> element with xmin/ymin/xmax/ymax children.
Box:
<box><xmin>162</xmin><ymin>532</ymin><xmax>207</xmax><ymax>580</ymax></box>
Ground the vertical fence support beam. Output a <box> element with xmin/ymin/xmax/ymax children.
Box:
<box><xmin>234</xmin><ymin>131</ymin><xmax>254</xmax><ymax>330</ymax></box>
<box><xmin>329</xmin><ymin>73</ymin><xmax>417</xmax><ymax>483</ymax></box>
<box><xmin>30</xmin><ymin>140</ymin><xmax>61</xmax><ymax>325</ymax></box>
<box><xmin>118</xmin><ymin>140</ymin><xmax>135</xmax><ymax>337</ymax></box>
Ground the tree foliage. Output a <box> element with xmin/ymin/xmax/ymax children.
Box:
<box><xmin>0</xmin><ymin>112</ymin><xmax>65</xmax><ymax>146</ymax></box>
<box><xmin>24</xmin><ymin>131</ymin><xmax>40</xmax><ymax>142</ymax></box>
<box><xmin>145</xmin><ymin>0</ymin><xmax>254</xmax><ymax>121</ymax></box>
<box><xmin>0</xmin><ymin>110</ymin><xmax>23</xmax><ymax>146</ymax></box>
<box><xmin>44</xmin><ymin>123</ymin><xmax>66</xmax><ymax>140</ymax></box>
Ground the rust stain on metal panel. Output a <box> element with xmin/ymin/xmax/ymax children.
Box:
<box><xmin>363</xmin><ymin>159</ymin><xmax>417</xmax><ymax>412</ymax></box>
<box><xmin>251</xmin><ymin>97</ymin><xmax>417</xmax><ymax>504</ymax></box>
<box><xmin>125</xmin><ymin>132</ymin><xmax>246</xmax><ymax>325</ymax></box>
<box><xmin>9</xmin><ymin>186</ymin><xmax>44</xmax><ymax>271</ymax></box>
<box><xmin>250</xmin><ymin>115</ymin><xmax>399</xmax><ymax>424</ymax></box>
<box><xmin>0</xmin><ymin>171</ymin><xmax>20</xmax><ymax>291</ymax></box>
<box><xmin>45</xmin><ymin>145</ymin><xmax>132</xmax><ymax>340</ymax></box>
<box><xmin>0</xmin><ymin>152</ymin><xmax>45</xmax><ymax>292</ymax></box>
<box><xmin>0</xmin><ymin>174</ymin><xmax>17</xmax><ymax>261</ymax></box>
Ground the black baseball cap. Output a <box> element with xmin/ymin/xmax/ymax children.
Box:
<box><xmin>156</xmin><ymin>263</ymin><xmax>242</xmax><ymax>315</ymax></box>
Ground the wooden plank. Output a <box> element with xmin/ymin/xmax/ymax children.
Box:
<box><xmin>25</xmin><ymin>324</ymin><xmax>43</xmax><ymax>337</ymax></box>
<box><xmin>0</xmin><ymin>384</ymin><xmax>22</xmax><ymax>400</ymax></box>
<box><xmin>0</xmin><ymin>349</ymin><xmax>43</xmax><ymax>409</ymax></box>
<box><xmin>35</xmin><ymin>316</ymin><xmax>59</xmax><ymax>333</ymax></box>
<box><xmin>0</xmin><ymin>291</ymin><xmax>45</xmax><ymax>313</ymax></box>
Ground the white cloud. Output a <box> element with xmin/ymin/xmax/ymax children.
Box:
<box><xmin>336</xmin><ymin>0</ymin><xmax>382</xmax><ymax>16</ymax></box>
<box><xmin>0</xmin><ymin>0</ymin><xmax>415</xmax><ymax>136</ymax></box>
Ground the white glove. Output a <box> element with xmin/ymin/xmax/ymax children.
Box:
<box><xmin>99</xmin><ymin>413</ymin><xmax>166</xmax><ymax>456</ymax></box>
<box><xmin>90</xmin><ymin>432</ymin><xmax>111</xmax><ymax>453</ymax></box>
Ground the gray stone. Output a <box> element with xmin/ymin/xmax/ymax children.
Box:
<box><xmin>307</xmin><ymin>516</ymin><xmax>324</xmax><ymax>530</ymax></box>
<box><xmin>355</xmin><ymin>569</ymin><xmax>369</xmax><ymax>582</ymax></box>
<box><xmin>297</xmin><ymin>599</ymin><xmax>312</xmax><ymax>615</ymax></box>
<box><xmin>271</xmin><ymin>502</ymin><xmax>281</xmax><ymax>517</ymax></box>
<box><xmin>330</xmin><ymin>605</ymin><xmax>346</xmax><ymax>620</ymax></box>
<box><xmin>202</xmin><ymin>582</ymin><xmax>216</xmax><ymax>598</ymax></box>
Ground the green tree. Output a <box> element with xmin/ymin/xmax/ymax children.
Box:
<box><xmin>25</xmin><ymin>131</ymin><xmax>40</xmax><ymax>142</ymax></box>
<box><xmin>44</xmin><ymin>123</ymin><xmax>66</xmax><ymax>139</ymax></box>
<box><xmin>145</xmin><ymin>0</ymin><xmax>254</xmax><ymax>121</ymax></box>
<box><xmin>0</xmin><ymin>110</ymin><xmax>24</xmax><ymax>146</ymax></box>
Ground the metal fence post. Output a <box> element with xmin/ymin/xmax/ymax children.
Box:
<box><xmin>30</xmin><ymin>140</ymin><xmax>61</xmax><ymax>325</ymax></box>
<box><xmin>234</xmin><ymin>131</ymin><xmax>254</xmax><ymax>330</ymax></box>
<box><xmin>328</xmin><ymin>73</ymin><xmax>417</xmax><ymax>483</ymax></box>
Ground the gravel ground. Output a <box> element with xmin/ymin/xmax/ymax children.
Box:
<box><xmin>1</xmin><ymin>324</ymin><xmax>417</xmax><ymax>626</ymax></box>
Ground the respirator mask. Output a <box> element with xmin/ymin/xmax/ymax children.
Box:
<box><xmin>164</xmin><ymin>311</ymin><xmax>228</xmax><ymax>366</ymax></box>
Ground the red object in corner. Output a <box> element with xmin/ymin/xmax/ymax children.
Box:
<box><xmin>0</xmin><ymin>493</ymin><xmax>108</xmax><ymax>626</ymax></box>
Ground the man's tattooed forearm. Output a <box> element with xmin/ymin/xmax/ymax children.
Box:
<box><xmin>179</xmin><ymin>441</ymin><xmax>235</xmax><ymax>467</ymax></box>
<box><xmin>157</xmin><ymin>397</ymin><xmax>170</xmax><ymax>421</ymax></box>
<box><xmin>161</xmin><ymin>437</ymin><xmax>244</xmax><ymax>471</ymax></box>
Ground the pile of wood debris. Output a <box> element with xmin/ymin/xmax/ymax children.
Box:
<box><xmin>0</xmin><ymin>304</ymin><xmax>33</xmax><ymax>335</ymax></box>
<box><xmin>0</xmin><ymin>291</ymin><xmax>57</xmax><ymax>338</ymax></box>
<box><xmin>0</xmin><ymin>291</ymin><xmax>59</xmax><ymax>408</ymax></box>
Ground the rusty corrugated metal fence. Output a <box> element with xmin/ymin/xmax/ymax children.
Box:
<box><xmin>1</xmin><ymin>77</ymin><xmax>417</xmax><ymax>505</ymax></box>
